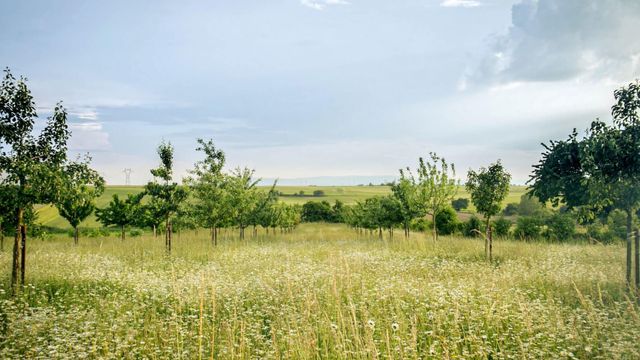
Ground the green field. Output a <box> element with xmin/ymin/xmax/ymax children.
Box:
<box><xmin>35</xmin><ymin>185</ymin><xmax>528</xmax><ymax>230</ymax></box>
<box><xmin>0</xmin><ymin>223</ymin><xmax>636</xmax><ymax>358</ymax></box>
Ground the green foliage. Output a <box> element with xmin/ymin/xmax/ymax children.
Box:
<box><xmin>493</xmin><ymin>217</ymin><xmax>512</xmax><ymax>237</ymax></box>
<box><xmin>502</xmin><ymin>203</ymin><xmax>519</xmax><ymax>216</ymax></box>
<box><xmin>544</xmin><ymin>213</ymin><xmax>576</xmax><ymax>241</ymax></box>
<box><xmin>463</xmin><ymin>216</ymin><xmax>482</xmax><ymax>237</ymax></box>
<box><xmin>451</xmin><ymin>198</ymin><xmax>469</xmax><ymax>211</ymax></box>
<box><xmin>312</xmin><ymin>190</ymin><xmax>325</xmax><ymax>197</ymax></box>
<box><xmin>95</xmin><ymin>193</ymin><xmax>144</xmax><ymax>239</ymax></box>
<box><xmin>514</xmin><ymin>216</ymin><xmax>542</xmax><ymax>240</ymax></box>
<box><xmin>54</xmin><ymin>156</ymin><xmax>105</xmax><ymax>232</ymax></box>
<box><xmin>466</xmin><ymin>160</ymin><xmax>511</xmax><ymax>225</ymax></box>
<box><xmin>517</xmin><ymin>194</ymin><xmax>545</xmax><ymax>217</ymax></box>
<box><xmin>301</xmin><ymin>201</ymin><xmax>334</xmax><ymax>222</ymax></box>
<box><xmin>435</xmin><ymin>207</ymin><xmax>458</xmax><ymax>235</ymax></box>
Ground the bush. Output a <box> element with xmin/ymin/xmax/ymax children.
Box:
<box><xmin>312</xmin><ymin>190</ymin><xmax>325</xmax><ymax>197</ymax></box>
<box><xmin>436</xmin><ymin>207</ymin><xmax>459</xmax><ymax>235</ymax></box>
<box><xmin>493</xmin><ymin>217</ymin><xmax>512</xmax><ymax>237</ymax></box>
<box><xmin>502</xmin><ymin>203</ymin><xmax>519</xmax><ymax>216</ymax></box>
<box><xmin>607</xmin><ymin>209</ymin><xmax>629</xmax><ymax>240</ymax></box>
<box><xmin>463</xmin><ymin>216</ymin><xmax>482</xmax><ymax>237</ymax></box>
<box><xmin>301</xmin><ymin>201</ymin><xmax>334</xmax><ymax>222</ymax></box>
<box><xmin>514</xmin><ymin>216</ymin><xmax>542</xmax><ymax>240</ymax></box>
<box><xmin>410</xmin><ymin>218</ymin><xmax>429</xmax><ymax>232</ymax></box>
<box><xmin>451</xmin><ymin>198</ymin><xmax>469</xmax><ymax>212</ymax></box>
<box><xmin>518</xmin><ymin>195</ymin><xmax>544</xmax><ymax>216</ymax></box>
<box><xmin>544</xmin><ymin>213</ymin><xmax>575</xmax><ymax>241</ymax></box>
<box><xmin>129</xmin><ymin>229</ymin><xmax>143</xmax><ymax>237</ymax></box>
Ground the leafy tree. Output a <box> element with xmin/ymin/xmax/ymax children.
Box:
<box><xmin>96</xmin><ymin>193</ymin><xmax>143</xmax><ymax>240</ymax></box>
<box><xmin>391</xmin><ymin>176</ymin><xmax>423</xmax><ymax>237</ymax></box>
<box><xmin>301</xmin><ymin>201</ymin><xmax>334</xmax><ymax>222</ymax></box>
<box><xmin>451</xmin><ymin>198</ymin><xmax>469</xmax><ymax>212</ymax></box>
<box><xmin>135</xmin><ymin>200</ymin><xmax>164</xmax><ymax>237</ymax></box>
<box><xmin>407</xmin><ymin>153</ymin><xmax>458</xmax><ymax>240</ymax></box>
<box><xmin>185</xmin><ymin>138</ymin><xmax>228</xmax><ymax>245</ymax></box>
<box><xmin>502</xmin><ymin>203</ymin><xmax>519</xmax><ymax>216</ymax></box>
<box><xmin>312</xmin><ymin>190</ymin><xmax>325</xmax><ymax>197</ymax></box>
<box><xmin>145</xmin><ymin>141</ymin><xmax>188</xmax><ymax>252</ymax></box>
<box><xmin>466</xmin><ymin>160</ymin><xmax>511</xmax><ymax>261</ymax></box>
<box><xmin>54</xmin><ymin>157</ymin><xmax>105</xmax><ymax>244</ymax></box>
<box><xmin>529</xmin><ymin>81</ymin><xmax>640</xmax><ymax>286</ymax></box>
<box><xmin>226</xmin><ymin>167</ymin><xmax>259</xmax><ymax>239</ymax></box>
<box><xmin>517</xmin><ymin>194</ymin><xmax>545</xmax><ymax>217</ymax></box>
<box><xmin>0</xmin><ymin>68</ymin><xmax>71</xmax><ymax>293</ymax></box>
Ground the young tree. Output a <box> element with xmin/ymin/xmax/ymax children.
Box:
<box><xmin>414</xmin><ymin>153</ymin><xmax>458</xmax><ymax>240</ymax></box>
<box><xmin>226</xmin><ymin>167</ymin><xmax>259</xmax><ymax>240</ymax></box>
<box><xmin>95</xmin><ymin>193</ymin><xmax>144</xmax><ymax>240</ymax></box>
<box><xmin>54</xmin><ymin>157</ymin><xmax>105</xmax><ymax>244</ymax></box>
<box><xmin>451</xmin><ymin>198</ymin><xmax>469</xmax><ymax>212</ymax></box>
<box><xmin>145</xmin><ymin>142</ymin><xmax>188</xmax><ymax>252</ymax></box>
<box><xmin>391</xmin><ymin>176</ymin><xmax>423</xmax><ymax>237</ymax></box>
<box><xmin>0</xmin><ymin>69</ymin><xmax>70</xmax><ymax>294</ymax></box>
<box><xmin>466</xmin><ymin>160</ymin><xmax>511</xmax><ymax>261</ymax></box>
<box><xmin>185</xmin><ymin>138</ymin><xmax>228</xmax><ymax>245</ymax></box>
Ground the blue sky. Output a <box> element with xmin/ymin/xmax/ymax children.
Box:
<box><xmin>1</xmin><ymin>0</ymin><xmax>639</xmax><ymax>184</ymax></box>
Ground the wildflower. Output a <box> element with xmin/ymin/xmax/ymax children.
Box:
<box><xmin>331</xmin><ymin>323</ymin><xmax>338</xmax><ymax>331</ymax></box>
<box><xmin>391</xmin><ymin>322</ymin><xmax>399</xmax><ymax>332</ymax></box>
<box><xmin>367</xmin><ymin>319</ymin><xmax>375</xmax><ymax>330</ymax></box>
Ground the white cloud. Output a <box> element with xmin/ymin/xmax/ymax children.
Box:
<box><xmin>468</xmin><ymin>0</ymin><xmax>640</xmax><ymax>86</ymax></box>
<box><xmin>70</xmin><ymin>108</ymin><xmax>98</xmax><ymax>120</ymax></box>
<box><xmin>440</xmin><ymin>0</ymin><xmax>482</xmax><ymax>8</ymax></box>
<box><xmin>300</xmin><ymin>0</ymin><xmax>349</xmax><ymax>11</ymax></box>
<box><xmin>68</xmin><ymin>122</ymin><xmax>111</xmax><ymax>151</ymax></box>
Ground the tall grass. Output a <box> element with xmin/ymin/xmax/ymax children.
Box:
<box><xmin>0</xmin><ymin>223</ymin><xmax>637</xmax><ymax>359</ymax></box>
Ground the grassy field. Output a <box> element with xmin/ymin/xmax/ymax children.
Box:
<box><xmin>35</xmin><ymin>185</ymin><xmax>528</xmax><ymax>230</ymax></box>
<box><xmin>0</xmin><ymin>223</ymin><xmax>637</xmax><ymax>358</ymax></box>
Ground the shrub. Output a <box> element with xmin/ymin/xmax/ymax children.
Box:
<box><xmin>410</xmin><ymin>218</ymin><xmax>429</xmax><ymax>232</ymax></box>
<box><xmin>129</xmin><ymin>229</ymin><xmax>143</xmax><ymax>237</ymax></box>
<box><xmin>463</xmin><ymin>216</ymin><xmax>482</xmax><ymax>237</ymax></box>
<box><xmin>514</xmin><ymin>216</ymin><xmax>542</xmax><ymax>240</ymax></box>
<box><xmin>451</xmin><ymin>198</ymin><xmax>469</xmax><ymax>212</ymax></box>
<box><xmin>493</xmin><ymin>217</ymin><xmax>512</xmax><ymax>237</ymax></box>
<box><xmin>607</xmin><ymin>209</ymin><xmax>629</xmax><ymax>240</ymax></box>
<box><xmin>301</xmin><ymin>201</ymin><xmax>334</xmax><ymax>222</ymax></box>
<box><xmin>312</xmin><ymin>190</ymin><xmax>325</xmax><ymax>197</ymax></box>
<box><xmin>518</xmin><ymin>195</ymin><xmax>544</xmax><ymax>216</ymax></box>
<box><xmin>502</xmin><ymin>203</ymin><xmax>519</xmax><ymax>216</ymax></box>
<box><xmin>544</xmin><ymin>213</ymin><xmax>576</xmax><ymax>241</ymax></box>
<box><xmin>436</xmin><ymin>207</ymin><xmax>459</xmax><ymax>235</ymax></box>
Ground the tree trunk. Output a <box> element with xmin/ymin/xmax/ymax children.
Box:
<box><xmin>404</xmin><ymin>222</ymin><xmax>409</xmax><ymax>238</ymax></box>
<box><xmin>11</xmin><ymin>207</ymin><xmax>24</xmax><ymax>295</ymax></box>
<box><xmin>153</xmin><ymin>224</ymin><xmax>157</xmax><ymax>238</ymax></box>
<box><xmin>20</xmin><ymin>224</ymin><xmax>26</xmax><ymax>286</ymax></box>
<box><xmin>1</xmin><ymin>221</ymin><xmax>4</xmax><ymax>251</ymax></box>
<box><xmin>74</xmin><ymin>226</ymin><xmax>79</xmax><ymax>245</ymax></box>
<box><xmin>635</xmin><ymin>229</ymin><xmax>639</xmax><ymax>291</ymax></box>
<box><xmin>488</xmin><ymin>224</ymin><xmax>493</xmax><ymax>263</ymax></box>
<box><xmin>627</xmin><ymin>210</ymin><xmax>633</xmax><ymax>288</ymax></box>
<box><xmin>485</xmin><ymin>217</ymin><xmax>491</xmax><ymax>260</ymax></box>
<box><xmin>166</xmin><ymin>218</ymin><xmax>172</xmax><ymax>253</ymax></box>
<box><xmin>121</xmin><ymin>225</ymin><xmax>126</xmax><ymax>241</ymax></box>
<box><xmin>214</xmin><ymin>227</ymin><xmax>218</xmax><ymax>247</ymax></box>
<box><xmin>432</xmin><ymin>213</ymin><xmax>437</xmax><ymax>241</ymax></box>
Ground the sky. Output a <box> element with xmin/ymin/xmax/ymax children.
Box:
<box><xmin>1</xmin><ymin>0</ymin><xmax>639</xmax><ymax>185</ymax></box>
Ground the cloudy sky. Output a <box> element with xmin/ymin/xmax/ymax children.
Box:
<box><xmin>1</xmin><ymin>0</ymin><xmax>639</xmax><ymax>184</ymax></box>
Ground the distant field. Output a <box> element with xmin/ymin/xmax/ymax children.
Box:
<box><xmin>35</xmin><ymin>185</ymin><xmax>528</xmax><ymax>230</ymax></box>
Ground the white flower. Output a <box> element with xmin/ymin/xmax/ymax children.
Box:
<box><xmin>391</xmin><ymin>323</ymin><xmax>399</xmax><ymax>332</ymax></box>
<box><xmin>367</xmin><ymin>319</ymin><xmax>375</xmax><ymax>329</ymax></box>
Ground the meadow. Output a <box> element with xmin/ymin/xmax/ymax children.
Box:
<box><xmin>34</xmin><ymin>185</ymin><xmax>528</xmax><ymax>230</ymax></box>
<box><xmin>1</xmin><ymin>223</ymin><xmax>637</xmax><ymax>359</ymax></box>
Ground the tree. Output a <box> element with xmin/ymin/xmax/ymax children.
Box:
<box><xmin>466</xmin><ymin>160</ymin><xmax>511</xmax><ymax>261</ymax></box>
<box><xmin>529</xmin><ymin>81</ymin><xmax>640</xmax><ymax>287</ymax></box>
<box><xmin>185</xmin><ymin>138</ymin><xmax>228</xmax><ymax>245</ymax></box>
<box><xmin>95</xmin><ymin>193</ymin><xmax>144</xmax><ymax>240</ymax></box>
<box><xmin>55</xmin><ymin>157</ymin><xmax>105</xmax><ymax>244</ymax></box>
<box><xmin>0</xmin><ymin>68</ymin><xmax>71</xmax><ymax>294</ymax></box>
<box><xmin>301</xmin><ymin>201</ymin><xmax>334</xmax><ymax>222</ymax></box>
<box><xmin>145</xmin><ymin>142</ymin><xmax>188</xmax><ymax>252</ymax></box>
<box><xmin>405</xmin><ymin>153</ymin><xmax>458</xmax><ymax>240</ymax></box>
<box><xmin>391</xmin><ymin>176</ymin><xmax>423</xmax><ymax>237</ymax></box>
<box><xmin>451</xmin><ymin>198</ymin><xmax>469</xmax><ymax>212</ymax></box>
<box><xmin>226</xmin><ymin>167</ymin><xmax>259</xmax><ymax>240</ymax></box>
